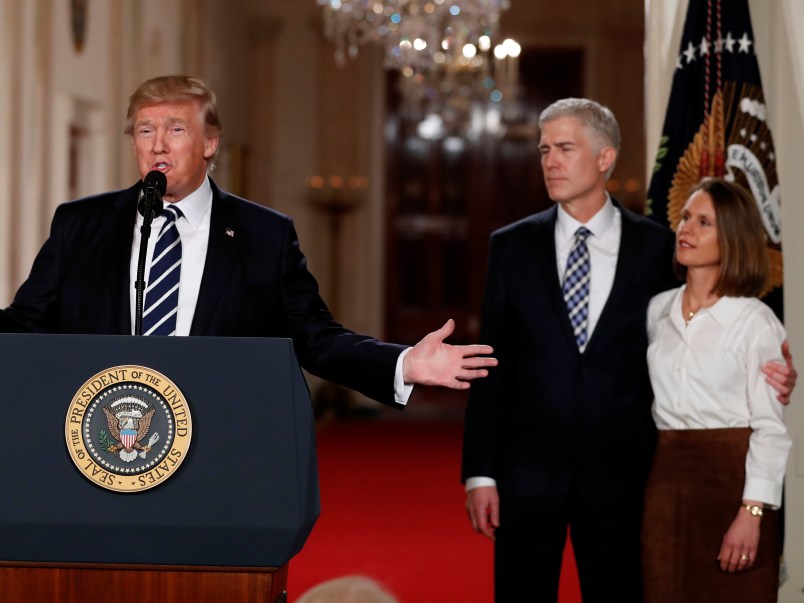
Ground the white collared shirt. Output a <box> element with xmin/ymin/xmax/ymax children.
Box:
<box><xmin>555</xmin><ymin>197</ymin><xmax>621</xmax><ymax>342</ymax></box>
<box><xmin>646</xmin><ymin>286</ymin><xmax>791</xmax><ymax>507</ymax></box>
<box><xmin>129</xmin><ymin>177</ymin><xmax>212</xmax><ymax>336</ymax></box>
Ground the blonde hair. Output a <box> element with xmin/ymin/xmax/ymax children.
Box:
<box><xmin>296</xmin><ymin>576</ymin><xmax>399</xmax><ymax>603</ymax></box>
<box><xmin>124</xmin><ymin>75</ymin><xmax>222</xmax><ymax>139</ymax></box>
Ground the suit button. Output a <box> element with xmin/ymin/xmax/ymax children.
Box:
<box><xmin>579</xmin><ymin>364</ymin><xmax>587</xmax><ymax>372</ymax></box>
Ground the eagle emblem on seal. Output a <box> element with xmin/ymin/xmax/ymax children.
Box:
<box><xmin>102</xmin><ymin>396</ymin><xmax>160</xmax><ymax>462</ymax></box>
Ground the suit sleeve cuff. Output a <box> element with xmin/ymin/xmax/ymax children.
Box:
<box><xmin>465</xmin><ymin>477</ymin><xmax>497</xmax><ymax>492</ymax></box>
<box><xmin>394</xmin><ymin>347</ymin><xmax>414</xmax><ymax>406</ymax></box>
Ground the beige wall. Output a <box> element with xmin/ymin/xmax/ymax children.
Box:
<box><xmin>646</xmin><ymin>2</ymin><xmax>804</xmax><ymax>600</ymax></box>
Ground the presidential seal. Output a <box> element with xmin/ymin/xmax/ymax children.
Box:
<box><xmin>65</xmin><ymin>365</ymin><xmax>192</xmax><ymax>493</ymax></box>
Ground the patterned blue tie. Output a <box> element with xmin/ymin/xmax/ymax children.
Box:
<box><xmin>563</xmin><ymin>226</ymin><xmax>591</xmax><ymax>350</ymax></box>
<box><xmin>142</xmin><ymin>205</ymin><xmax>183</xmax><ymax>336</ymax></box>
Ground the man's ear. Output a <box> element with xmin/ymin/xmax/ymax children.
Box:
<box><xmin>598</xmin><ymin>146</ymin><xmax>616</xmax><ymax>175</ymax></box>
<box><xmin>204</xmin><ymin>136</ymin><xmax>220</xmax><ymax>160</ymax></box>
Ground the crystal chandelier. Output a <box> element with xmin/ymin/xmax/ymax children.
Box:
<box><xmin>317</xmin><ymin>0</ymin><xmax>520</xmax><ymax>130</ymax></box>
<box><xmin>317</xmin><ymin>0</ymin><xmax>511</xmax><ymax>72</ymax></box>
<box><xmin>396</xmin><ymin>35</ymin><xmax>521</xmax><ymax>123</ymax></box>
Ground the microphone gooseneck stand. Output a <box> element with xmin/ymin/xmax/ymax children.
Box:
<box><xmin>134</xmin><ymin>173</ymin><xmax>165</xmax><ymax>335</ymax></box>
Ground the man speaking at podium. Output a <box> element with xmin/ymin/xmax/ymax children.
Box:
<box><xmin>0</xmin><ymin>75</ymin><xmax>496</xmax><ymax>407</ymax></box>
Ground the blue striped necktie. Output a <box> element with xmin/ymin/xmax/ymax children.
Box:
<box><xmin>142</xmin><ymin>205</ymin><xmax>183</xmax><ymax>336</ymax></box>
<box><xmin>562</xmin><ymin>226</ymin><xmax>591</xmax><ymax>351</ymax></box>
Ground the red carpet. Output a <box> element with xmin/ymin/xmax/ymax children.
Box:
<box><xmin>287</xmin><ymin>419</ymin><xmax>582</xmax><ymax>602</ymax></box>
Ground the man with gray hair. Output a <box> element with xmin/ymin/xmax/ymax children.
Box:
<box><xmin>461</xmin><ymin>97</ymin><xmax>794</xmax><ymax>601</ymax></box>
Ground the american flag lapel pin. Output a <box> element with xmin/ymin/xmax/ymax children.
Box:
<box><xmin>225</xmin><ymin>227</ymin><xmax>235</xmax><ymax>238</ymax></box>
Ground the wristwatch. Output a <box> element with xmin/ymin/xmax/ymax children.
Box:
<box><xmin>744</xmin><ymin>504</ymin><xmax>764</xmax><ymax>517</ymax></box>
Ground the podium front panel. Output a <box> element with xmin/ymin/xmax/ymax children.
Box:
<box><xmin>0</xmin><ymin>334</ymin><xmax>319</xmax><ymax>567</ymax></box>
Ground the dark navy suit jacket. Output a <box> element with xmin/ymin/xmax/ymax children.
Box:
<box><xmin>0</xmin><ymin>179</ymin><xmax>404</xmax><ymax>406</ymax></box>
<box><xmin>462</xmin><ymin>201</ymin><xmax>678</xmax><ymax>515</ymax></box>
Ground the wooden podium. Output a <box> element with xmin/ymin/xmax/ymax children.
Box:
<box><xmin>0</xmin><ymin>562</ymin><xmax>288</xmax><ymax>603</ymax></box>
<box><xmin>0</xmin><ymin>335</ymin><xmax>320</xmax><ymax>603</ymax></box>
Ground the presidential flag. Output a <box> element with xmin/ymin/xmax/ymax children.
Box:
<box><xmin>647</xmin><ymin>0</ymin><xmax>782</xmax><ymax>314</ymax></box>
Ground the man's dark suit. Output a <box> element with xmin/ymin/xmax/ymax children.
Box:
<box><xmin>0</xmin><ymin>179</ymin><xmax>404</xmax><ymax>406</ymax></box>
<box><xmin>462</xmin><ymin>201</ymin><xmax>677</xmax><ymax>602</ymax></box>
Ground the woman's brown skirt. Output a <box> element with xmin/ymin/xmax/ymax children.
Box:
<box><xmin>642</xmin><ymin>428</ymin><xmax>779</xmax><ymax>603</ymax></box>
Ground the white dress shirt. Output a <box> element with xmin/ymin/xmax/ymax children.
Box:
<box><xmin>466</xmin><ymin>199</ymin><xmax>622</xmax><ymax>492</ymax></box>
<box><xmin>646</xmin><ymin>286</ymin><xmax>791</xmax><ymax>507</ymax></box>
<box><xmin>129</xmin><ymin>176</ymin><xmax>410</xmax><ymax>404</ymax></box>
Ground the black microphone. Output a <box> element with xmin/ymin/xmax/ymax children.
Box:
<box><xmin>134</xmin><ymin>170</ymin><xmax>168</xmax><ymax>335</ymax></box>
<box><xmin>138</xmin><ymin>170</ymin><xmax>168</xmax><ymax>219</ymax></box>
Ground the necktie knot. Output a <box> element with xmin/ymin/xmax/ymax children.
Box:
<box><xmin>575</xmin><ymin>226</ymin><xmax>591</xmax><ymax>242</ymax></box>
<box><xmin>159</xmin><ymin>205</ymin><xmax>183</xmax><ymax>228</ymax></box>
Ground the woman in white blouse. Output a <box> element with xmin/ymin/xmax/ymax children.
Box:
<box><xmin>641</xmin><ymin>177</ymin><xmax>791</xmax><ymax>603</ymax></box>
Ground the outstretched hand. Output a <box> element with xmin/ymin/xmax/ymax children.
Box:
<box><xmin>403</xmin><ymin>319</ymin><xmax>497</xmax><ymax>390</ymax></box>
